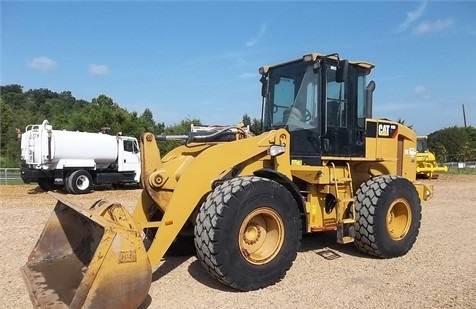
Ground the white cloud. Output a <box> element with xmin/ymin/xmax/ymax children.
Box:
<box><xmin>26</xmin><ymin>56</ymin><xmax>57</xmax><ymax>72</ymax></box>
<box><xmin>413</xmin><ymin>85</ymin><xmax>427</xmax><ymax>95</ymax></box>
<box><xmin>89</xmin><ymin>64</ymin><xmax>110</xmax><ymax>76</ymax></box>
<box><xmin>246</xmin><ymin>22</ymin><xmax>268</xmax><ymax>47</ymax></box>
<box><xmin>413</xmin><ymin>19</ymin><xmax>454</xmax><ymax>35</ymax></box>
<box><xmin>395</xmin><ymin>0</ymin><xmax>427</xmax><ymax>33</ymax></box>
<box><xmin>413</xmin><ymin>85</ymin><xmax>431</xmax><ymax>99</ymax></box>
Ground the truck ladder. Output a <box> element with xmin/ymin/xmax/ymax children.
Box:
<box><xmin>27</xmin><ymin>132</ymin><xmax>37</xmax><ymax>164</ymax></box>
<box><xmin>331</xmin><ymin>162</ymin><xmax>356</xmax><ymax>244</ymax></box>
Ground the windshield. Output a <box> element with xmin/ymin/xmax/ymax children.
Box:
<box><xmin>263</xmin><ymin>61</ymin><xmax>319</xmax><ymax>132</ymax></box>
<box><xmin>417</xmin><ymin>137</ymin><xmax>428</xmax><ymax>152</ymax></box>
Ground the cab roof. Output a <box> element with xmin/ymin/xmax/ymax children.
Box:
<box><xmin>259</xmin><ymin>52</ymin><xmax>375</xmax><ymax>75</ymax></box>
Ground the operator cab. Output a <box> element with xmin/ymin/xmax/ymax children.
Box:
<box><xmin>417</xmin><ymin>136</ymin><xmax>428</xmax><ymax>153</ymax></box>
<box><xmin>260</xmin><ymin>53</ymin><xmax>375</xmax><ymax>165</ymax></box>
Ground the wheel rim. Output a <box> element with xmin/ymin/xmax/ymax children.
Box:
<box><xmin>75</xmin><ymin>175</ymin><xmax>90</xmax><ymax>191</ymax></box>
<box><xmin>238</xmin><ymin>207</ymin><xmax>284</xmax><ymax>265</ymax></box>
<box><xmin>386</xmin><ymin>198</ymin><xmax>412</xmax><ymax>240</ymax></box>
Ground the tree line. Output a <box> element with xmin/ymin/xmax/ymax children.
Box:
<box><xmin>428</xmin><ymin>126</ymin><xmax>476</xmax><ymax>163</ymax></box>
<box><xmin>1</xmin><ymin>84</ymin><xmax>475</xmax><ymax>167</ymax></box>
<box><xmin>0</xmin><ymin>84</ymin><xmax>261</xmax><ymax>167</ymax></box>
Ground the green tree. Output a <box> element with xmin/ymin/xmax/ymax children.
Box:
<box><xmin>92</xmin><ymin>94</ymin><xmax>116</xmax><ymax>107</ymax></box>
<box><xmin>86</xmin><ymin>94</ymin><xmax>126</xmax><ymax>133</ymax></box>
<box><xmin>430</xmin><ymin>142</ymin><xmax>448</xmax><ymax>164</ymax></box>
<box><xmin>138</xmin><ymin>108</ymin><xmax>164</xmax><ymax>135</ymax></box>
<box><xmin>1</xmin><ymin>84</ymin><xmax>29</xmax><ymax>110</ymax></box>
<box><xmin>140</xmin><ymin>108</ymin><xmax>154</xmax><ymax>123</ymax></box>
<box><xmin>0</xmin><ymin>98</ymin><xmax>17</xmax><ymax>166</ymax></box>
<box><xmin>242</xmin><ymin>113</ymin><xmax>262</xmax><ymax>135</ymax></box>
<box><xmin>0</xmin><ymin>85</ymin><xmax>36</xmax><ymax>166</ymax></box>
<box><xmin>428</xmin><ymin>126</ymin><xmax>476</xmax><ymax>162</ymax></box>
<box><xmin>1</xmin><ymin>84</ymin><xmax>23</xmax><ymax>94</ymax></box>
<box><xmin>460</xmin><ymin>140</ymin><xmax>476</xmax><ymax>162</ymax></box>
<box><xmin>25</xmin><ymin>88</ymin><xmax>59</xmax><ymax>109</ymax></box>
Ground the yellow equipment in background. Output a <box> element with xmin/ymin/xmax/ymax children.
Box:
<box><xmin>416</xmin><ymin>136</ymin><xmax>448</xmax><ymax>179</ymax></box>
<box><xmin>22</xmin><ymin>53</ymin><xmax>433</xmax><ymax>309</ymax></box>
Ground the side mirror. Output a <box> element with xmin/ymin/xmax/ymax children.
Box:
<box><xmin>336</xmin><ymin>60</ymin><xmax>348</xmax><ymax>83</ymax></box>
<box><xmin>365</xmin><ymin>80</ymin><xmax>376</xmax><ymax>118</ymax></box>
<box><xmin>260</xmin><ymin>75</ymin><xmax>267</xmax><ymax>98</ymax></box>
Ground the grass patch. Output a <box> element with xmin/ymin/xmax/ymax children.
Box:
<box><xmin>0</xmin><ymin>179</ymin><xmax>25</xmax><ymax>186</ymax></box>
<box><xmin>446</xmin><ymin>168</ymin><xmax>476</xmax><ymax>176</ymax></box>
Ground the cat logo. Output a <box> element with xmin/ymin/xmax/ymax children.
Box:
<box><xmin>378</xmin><ymin>123</ymin><xmax>398</xmax><ymax>138</ymax></box>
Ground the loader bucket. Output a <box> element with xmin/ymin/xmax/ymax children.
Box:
<box><xmin>21</xmin><ymin>193</ymin><xmax>152</xmax><ymax>309</ymax></box>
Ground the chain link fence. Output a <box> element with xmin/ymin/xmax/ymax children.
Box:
<box><xmin>445</xmin><ymin>161</ymin><xmax>476</xmax><ymax>170</ymax></box>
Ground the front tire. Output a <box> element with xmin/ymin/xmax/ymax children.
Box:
<box><xmin>38</xmin><ymin>178</ymin><xmax>62</xmax><ymax>191</ymax></box>
<box><xmin>354</xmin><ymin>175</ymin><xmax>422</xmax><ymax>258</ymax></box>
<box><xmin>194</xmin><ymin>176</ymin><xmax>302</xmax><ymax>291</ymax></box>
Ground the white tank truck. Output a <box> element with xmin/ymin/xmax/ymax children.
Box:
<box><xmin>19</xmin><ymin>120</ymin><xmax>141</xmax><ymax>194</ymax></box>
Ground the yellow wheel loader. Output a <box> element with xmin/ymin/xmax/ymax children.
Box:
<box><xmin>21</xmin><ymin>52</ymin><xmax>433</xmax><ymax>308</ymax></box>
<box><xmin>416</xmin><ymin>135</ymin><xmax>448</xmax><ymax>179</ymax></box>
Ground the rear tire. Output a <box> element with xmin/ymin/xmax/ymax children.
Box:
<box><xmin>354</xmin><ymin>175</ymin><xmax>422</xmax><ymax>258</ymax></box>
<box><xmin>67</xmin><ymin>170</ymin><xmax>92</xmax><ymax>194</ymax></box>
<box><xmin>194</xmin><ymin>176</ymin><xmax>302</xmax><ymax>291</ymax></box>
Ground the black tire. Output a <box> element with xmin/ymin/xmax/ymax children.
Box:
<box><xmin>194</xmin><ymin>176</ymin><xmax>302</xmax><ymax>291</ymax></box>
<box><xmin>64</xmin><ymin>174</ymin><xmax>75</xmax><ymax>193</ymax></box>
<box><xmin>37</xmin><ymin>178</ymin><xmax>62</xmax><ymax>191</ymax></box>
<box><xmin>67</xmin><ymin>170</ymin><xmax>92</xmax><ymax>194</ymax></box>
<box><xmin>354</xmin><ymin>175</ymin><xmax>422</xmax><ymax>258</ymax></box>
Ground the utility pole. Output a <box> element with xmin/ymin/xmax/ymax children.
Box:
<box><xmin>462</xmin><ymin>104</ymin><xmax>467</xmax><ymax>127</ymax></box>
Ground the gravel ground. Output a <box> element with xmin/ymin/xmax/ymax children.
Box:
<box><xmin>1</xmin><ymin>175</ymin><xmax>475</xmax><ymax>309</ymax></box>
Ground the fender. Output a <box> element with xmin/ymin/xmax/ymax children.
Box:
<box><xmin>253</xmin><ymin>168</ymin><xmax>306</xmax><ymax>215</ymax></box>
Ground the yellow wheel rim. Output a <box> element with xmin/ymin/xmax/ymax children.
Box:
<box><xmin>386</xmin><ymin>198</ymin><xmax>412</xmax><ymax>240</ymax></box>
<box><xmin>239</xmin><ymin>207</ymin><xmax>284</xmax><ymax>265</ymax></box>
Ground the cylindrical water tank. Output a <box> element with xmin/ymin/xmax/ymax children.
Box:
<box><xmin>51</xmin><ymin>130</ymin><xmax>119</xmax><ymax>165</ymax></box>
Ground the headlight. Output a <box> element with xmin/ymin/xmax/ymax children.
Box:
<box><xmin>268</xmin><ymin>145</ymin><xmax>285</xmax><ymax>157</ymax></box>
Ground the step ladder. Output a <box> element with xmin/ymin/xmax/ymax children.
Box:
<box><xmin>331</xmin><ymin>162</ymin><xmax>356</xmax><ymax>244</ymax></box>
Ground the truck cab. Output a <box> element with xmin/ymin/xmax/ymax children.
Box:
<box><xmin>118</xmin><ymin>136</ymin><xmax>141</xmax><ymax>182</ymax></box>
<box><xmin>260</xmin><ymin>53</ymin><xmax>375</xmax><ymax>166</ymax></box>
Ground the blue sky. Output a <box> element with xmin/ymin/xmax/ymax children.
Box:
<box><xmin>1</xmin><ymin>1</ymin><xmax>475</xmax><ymax>135</ymax></box>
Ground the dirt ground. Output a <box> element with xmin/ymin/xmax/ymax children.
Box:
<box><xmin>1</xmin><ymin>175</ymin><xmax>475</xmax><ymax>309</ymax></box>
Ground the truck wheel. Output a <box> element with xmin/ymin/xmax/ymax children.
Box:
<box><xmin>194</xmin><ymin>176</ymin><xmax>302</xmax><ymax>291</ymax></box>
<box><xmin>67</xmin><ymin>170</ymin><xmax>92</xmax><ymax>194</ymax></box>
<box><xmin>64</xmin><ymin>174</ymin><xmax>75</xmax><ymax>193</ymax></box>
<box><xmin>354</xmin><ymin>175</ymin><xmax>422</xmax><ymax>258</ymax></box>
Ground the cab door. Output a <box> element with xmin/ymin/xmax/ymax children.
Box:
<box><xmin>321</xmin><ymin>66</ymin><xmax>366</xmax><ymax>158</ymax></box>
<box><xmin>321</xmin><ymin>68</ymin><xmax>353</xmax><ymax>157</ymax></box>
<box><xmin>118</xmin><ymin>137</ymin><xmax>140</xmax><ymax>172</ymax></box>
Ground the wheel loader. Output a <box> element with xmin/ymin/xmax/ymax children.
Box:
<box><xmin>416</xmin><ymin>135</ymin><xmax>448</xmax><ymax>179</ymax></box>
<box><xmin>21</xmin><ymin>52</ymin><xmax>434</xmax><ymax>309</ymax></box>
